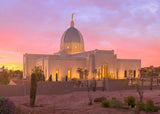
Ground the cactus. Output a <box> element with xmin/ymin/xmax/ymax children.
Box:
<box><xmin>30</xmin><ymin>73</ymin><xmax>37</xmax><ymax>107</ymax></box>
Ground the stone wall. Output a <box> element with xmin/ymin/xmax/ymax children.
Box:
<box><xmin>104</xmin><ymin>79</ymin><xmax>128</xmax><ymax>91</ymax></box>
<box><xmin>0</xmin><ymin>82</ymin><xmax>74</xmax><ymax>97</ymax></box>
<box><xmin>0</xmin><ymin>79</ymin><xmax>159</xmax><ymax>97</ymax></box>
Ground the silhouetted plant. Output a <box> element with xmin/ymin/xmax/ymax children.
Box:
<box><xmin>84</xmin><ymin>69</ymin><xmax>89</xmax><ymax>79</ymax></box>
<box><xmin>32</xmin><ymin>66</ymin><xmax>44</xmax><ymax>81</ymax></box>
<box><xmin>101</xmin><ymin>100</ymin><xmax>111</xmax><ymax>107</ymax></box>
<box><xmin>135</xmin><ymin>79</ymin><xmax>144</xmax><ymax>102</ymax></box>
<box><xmin>124</xmin><ymin>96</ymin><xmax>136</xmax><ymax>108</ymax></box>
<box><xmin>48</xmin><ymin>75</ymin><xmax>52</xmax><ymax>81</ymax></box>
<box><xmin>0</xmin><ymin>71</ymin><xmax>10</xmax><ymax>85</ymax></box>
<box><xmin>94</xmin><ymin>97</ymin><xmax>106</xmax><ymax>102</ymax></box>
<box><xmin>30</xmin><ymin>73</ymin><xmax>37</xmax><ymax>107</ymax></box>
<box><xmin>77</xmin><ymin>68</ymin><xmax>83</xmax><ymax>79</ymax></box>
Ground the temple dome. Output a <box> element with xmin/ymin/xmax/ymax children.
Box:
<box><xmin>60</xmin><ymin>14</ymin><xmax>84</xmax><ymax>55</ymax></box>
<box><xmin>61</xmin><ymin>27</ymin><xmax>84</xmax><ymax>43</ymax></box>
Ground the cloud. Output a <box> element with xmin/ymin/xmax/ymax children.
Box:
<box><xmin>0</xmin><ymin>0</ymin><xmax>160</xmax><ymax>68</ymax></box>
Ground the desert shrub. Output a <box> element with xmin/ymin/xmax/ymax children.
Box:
<box><xmin>14</xmin><ymin>105</ymin><xmax>22</xmax><ymax>113</ymax></box>
<box><xmin>0</xmin><ymin>97</ymin><xmax>15</xmax><ymax>114</ymax></box>
<box><xmin>124</xmin><ymin>96</ymin><xmax>136</xmax><ymax>108</ymax></box>
<box><xmin>94</xmin><ymin>97</ymin><xmax>106</xmax><ymax>102</ymax></box>
<box><xmin>136</xmin><ymin>100</ymin><xmax>145</xmax><ymax>111</ymax></box>
<box><xmin>144</xmin><ymin>99</ymin><xmax>159</xmax><ymax>112</ymax></box>
<box><xmin>110</xmin><ymin>99</ymin><xmax>123</xmax><ymax>108</ymax></box>
<box><xmin>112</xmin><ymin>97</ymin><xmax>116</xmax><ymax>100</ymax></box>
<box><xmin>101</xmin><ymin>100</ymin><xmax>110</xmax><ymax>107</ymax></box>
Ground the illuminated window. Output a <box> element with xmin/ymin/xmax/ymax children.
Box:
<box><xmin>68</xmin><ymin>70</ymin><xmax>71</xmax><ymax>78</ymax></box>
<box><xmin>75</xmin><ymin>46</ymin><xmax>77</xmax><ymax>48</ymax></box>
<box><xmin>101</xmin><ymin>65</ymin><xmax>107</xmax><ymax>78</ymax></box>
<box><xmin>67</xmin><ymin>46</ymin><xmax>69</xmax><ymax>49</ymax></box>
<box><xmin>56</xmin><ymin>70</ymin><xmax>59</xmax><ymax>80</ymax></box>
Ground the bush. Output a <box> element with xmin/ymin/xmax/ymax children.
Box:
<box><xmin>144</xmin><ymin>99</ymin><xmax>158</xmax><ymax>112</ymax></box>
<box><xmin>94</xmin><ymin>97</ymin><xmax>106</xmax><ymax>102</ymax></box>
<box><xmin>110</xmin><ymin>99</ymin><xmax>123</xmax><ymax>108</ymax></box>
<box><xmin>0</xmin><ymin>97</ymin><xmax>15</xmax><ymax>114</ymax></box>
<box><xmin>112</xmin><ymin>97</ymin><xmax>116</xmax><ymax>100</ymax></box>
<box><xmin>136</xmin><ymin>100</ymin><xmax>145</xmax><ymax>111</ymax></box>
<box><xmin>124</xmin><ymin>96</ymin><xmax>136</xmax><ymax>108</ymax></box>
<box><xmin>101</xmin><ymin>100</ymin><xmax>110</xmax><ymax>107</ymax></box>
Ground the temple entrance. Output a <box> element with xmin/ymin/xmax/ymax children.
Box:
<box><xmin>68</xmin><ymin>70</ymin><xmax>71</xmax><ymax>78</ymax></box>
<box><xmin>101</xmin><ymin>65</ymin><xmax>108</xmax><ymax>79</ymax></box>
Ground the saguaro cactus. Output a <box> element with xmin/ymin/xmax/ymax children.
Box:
<box><xmin>30</xmin><ymin>73</ymin><xmax>37</xmax><ymax>107</ymax></box>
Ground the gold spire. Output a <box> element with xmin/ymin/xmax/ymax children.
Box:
<box><xmin>70</xmin><ymin>13</ymin><xmax>75</xmax><ymax>27</ymax></box>
<box><xmin>72</xmin><ymin>13</ymin><xmax>74</xmax><ymax>21</ymax></box>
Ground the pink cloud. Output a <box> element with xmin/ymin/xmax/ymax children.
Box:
<box><xmin>0</xmin><ymin>0</ymin><xmax>160</xmax><ymax>69</ymax></box>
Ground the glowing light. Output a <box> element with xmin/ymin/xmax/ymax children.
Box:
<box><xmin>56</xmin><ymin>70</ymin><xmax>59</xmax><ymax>79</ymax></box>
<box><xmin>68</xmin><ymin>70</ymin><xmax>71</xmax><ymax>78</ymax></box>
<box><xmin>0</xmin><ymin>64</ymin><xmax>22</xmax><ymax>71</ymax></box>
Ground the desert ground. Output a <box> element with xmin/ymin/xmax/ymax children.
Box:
<box><xmin>8</xmin><ymin>89</ymin><xmax>160</xmax><ymax>114</ymax></box>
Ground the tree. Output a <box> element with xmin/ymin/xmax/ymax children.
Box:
<box><xmin>84</xmin><ymin>69</ymin><xmax>89</xmax><ymax>79</ymax></box>
<box><xmin>135</xmin><ymin>79</ymin><xmax>143</xmax><ymax>102</ymax></box>
<box><xmin>77</xmin><ymin>68</ymin><xmax>83</xmax><ymax>79</ymax></box>
<box><xmin>104</xmin><ymin>72</ymin><xmax>115</xmax><ymax>79</ymax></box>
<box><xmin>0</xmin><ymin>71</ymin><xmax>10</xmax><ymax>85</ymax></box>
<box><xmin>129</xmin><ymin>70</ymin><xmax>133</xmax><ymax>78</ymax></box>
<box><xmin>129</xmin><ymin>70</ymin><xmax>133</xmax><ymax>86</ymax></box>
<box><xmin>155</xmin><ymin>67</ymin><xmax>160</xmax><ymax>75</ymax></box>
<box><xmin>32</xmin><ymin>66</ymin><xmax>45</xmax><ymax>81</ymax></box>
<box><xmin>147</xmin><ymin>68</ymin><xmax>154</xmax><ymax>90</ymax></box>
<box><xmin>92</xmin><ymin>69</ymin><xmax>97</xmax><ymax>79</ymax></box>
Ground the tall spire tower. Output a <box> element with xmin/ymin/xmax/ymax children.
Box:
<box><xmin>70</xmin><ymin>13</ymin><xmax>74</xmax><ymax>27</ymax></box>
<box><xmin>60</xmin><ymin>13</ymin><xmax>84</xmax><ymax>54</ymax></box>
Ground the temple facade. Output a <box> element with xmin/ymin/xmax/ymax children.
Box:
<box><xmin>23</xmin><ymin>14</ymin><xmax>141</xmax><ymax>81</ymax></box>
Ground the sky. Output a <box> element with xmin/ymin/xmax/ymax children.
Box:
<box><xmin>0</xmin><ymin>0</ymin><xmax>160</xmax><ymax>70</ymax></box>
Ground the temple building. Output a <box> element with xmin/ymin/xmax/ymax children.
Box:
<box><xmin>23</xmin><ymin>14</ymin><xmax>141</xmax><ymax>80</ymax></box>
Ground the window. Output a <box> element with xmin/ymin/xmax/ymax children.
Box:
<box><xmin>67</xmin><ymin>46</ymin><xmax>69</xmax><ymax>49</ymax></box>
<box><xmin>124</xmin><ymin>70</ymin><xmax>127</xmax><ymax>77</ymax></box>
<box><xmin>134</xmin><ymin>70</ymin><xmax>136</xmax><ymax>78</ymax></box>
<box><xmin>68</xmin><ymin>70</ymin><xmax>71</xmax><ymax>78</ymax></box>
<box><xmin>75</xmin><ymin>46</ymin><xmax>77</xmax><ymax>48</ymax></box>
<box><xmin>56</xmin><ymin>70</ymin><xmax>59</xmax><ymax>81</ymax></box>
<box><xmin>101</xmin><ymin>65</ymin><xmax>107</xmax><ymax>78</ymax></box>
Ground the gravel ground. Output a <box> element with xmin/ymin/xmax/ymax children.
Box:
<box><xmin>8</xmin><ymin>90</ymin><xmax>160</xmax><ymax>114</ymax></box>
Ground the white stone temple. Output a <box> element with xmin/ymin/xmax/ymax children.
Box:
<box><xmin>23</xmin><ymin>14</ymin><xmax>141</xmax><ymax>81</ymax></box>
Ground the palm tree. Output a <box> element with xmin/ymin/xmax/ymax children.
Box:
<box><xmin>92</xmin><ymin>69</ymin><xmax>97</xmax><ymax>79</ymax></box>
<box><xmin>84</xmin><ymin>69</ymin><xmax>89</xmax><ymax>79</ymax></box>
<box><xmin>77</xmin><ymin>68</ymin><xmax>83</xmax><ymax>79</ymax></box>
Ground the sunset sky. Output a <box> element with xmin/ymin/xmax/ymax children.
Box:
<box><xmin>0</xmin><ymin>0</ymin><xmax>160</xmax><ymax>70</ymax></box>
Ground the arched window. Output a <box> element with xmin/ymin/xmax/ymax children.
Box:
<box><xmin>124</xmin><ymin>70</ymin><xmax>127</xmax><ymax>78</ymax></box>
<box><xmin>134</xmin><ymin>70</ymin><xmax>136</xmax><ymax>78</ymax></box>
